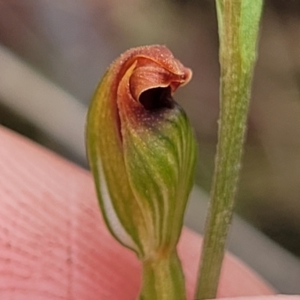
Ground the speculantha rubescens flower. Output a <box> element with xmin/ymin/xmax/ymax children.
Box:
<box><xmin>86</xmin><ymin>45</ymin><xmax>197</xmax><ymax>300</ymax></box>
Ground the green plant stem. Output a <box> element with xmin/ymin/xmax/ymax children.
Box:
<box><xmin>195</xmin><ymin>1</ymin><xmax>262</xmax><ymax>299</ymax></box>
<box><xmin>139</xmin><ymin>250</ymin><xmax>185</xmax><ymax>300</ymax></box>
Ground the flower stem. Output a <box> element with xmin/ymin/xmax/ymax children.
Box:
<box><xmin>194</xmin><ymin>1</ymin><xmax>263</xmax><ymax>299</ymax></box>
<box><xmin>139</xmin><ymin>250</ymin><xmax>186</xmax><ymax>300</ymax></box>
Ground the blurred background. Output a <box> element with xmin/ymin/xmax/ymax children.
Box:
<box><xmin>0</xmin><ymin>0</ymin><xmax>300</xmax><ymax>293</ymax></box>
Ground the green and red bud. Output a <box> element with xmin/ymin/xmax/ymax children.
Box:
<box><xmin>86</xmin><ymin>45</ymin><xmax>197</xmax><ymax>299</ymax></box>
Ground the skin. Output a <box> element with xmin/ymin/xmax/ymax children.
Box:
<box><xmin>0</xmin><ymin>126</ymin><xmax>298</xmax><ymax>300</ymax></box>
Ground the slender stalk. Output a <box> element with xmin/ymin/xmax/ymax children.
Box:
<box><xmin>195</xmin><ymin>1</ymin><xmax>263</xmax><ymax>299</ymax></box>
<box><xmin>139</xmin><ymin>251</ymin><xmax>186</xmax><ymax>300</ymax></box>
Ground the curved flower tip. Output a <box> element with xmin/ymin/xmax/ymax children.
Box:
<box><xmin>117</xmin><ymin>45</ymin><xmax>192</xmax><ymax>133</ymax></box>
<box><xmin>86</xmin><ymin>45</ymin><xmax>197</xmax><ymax>259</ymax></box>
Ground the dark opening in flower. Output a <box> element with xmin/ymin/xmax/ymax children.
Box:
<box><xmin>139</xmin><ymin>87</ymin><xmax>174</xmax><ymax>111</ymax></box>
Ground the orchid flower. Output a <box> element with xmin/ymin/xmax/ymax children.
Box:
<box><xmin>86</xmin><ymin>45</ymin><xmax>197</xmax><ymax>299</ymax></box>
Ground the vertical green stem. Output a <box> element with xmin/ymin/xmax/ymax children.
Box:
<box><xmin>139</xmin><ymin>250</ymin><xmax>186</xmax><ymax>300</ymax></box>
<box><xmin>195</xmin><ymin>1</ymin><xmax>263</xmax><ymax>299</ymax></box>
